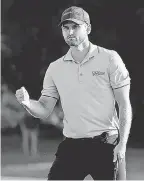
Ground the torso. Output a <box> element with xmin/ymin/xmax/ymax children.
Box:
<box><xmin>48</xmin><ymin>43</ymin><xmax>119</xmax><ymax>138</ymax></box>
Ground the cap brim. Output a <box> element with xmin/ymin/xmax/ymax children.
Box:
<box><xmin>58</xmin><ymin>18</ymin><xmax>84</xmax><ymax>26</ymax></box>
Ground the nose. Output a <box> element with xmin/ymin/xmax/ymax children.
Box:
<box><xmin>69</xmin><ymin>28</ymin><xmax>74</xmax><ymax>35</ymax></box>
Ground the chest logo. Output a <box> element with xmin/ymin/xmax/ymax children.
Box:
<box><xmin>92</xmin><ymin>71</ymin><xmax>105</xmax><ymax>76</ymax></box>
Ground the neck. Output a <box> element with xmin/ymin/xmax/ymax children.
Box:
<box><xmin>72</xmin><ymin>37</ymin><xmax>89</xmax><ymax>51</ymax></box>
<box><xmin>71</xmin><ymin>38</ymin><xmax>90</xmax><ymax>63</ymax></box>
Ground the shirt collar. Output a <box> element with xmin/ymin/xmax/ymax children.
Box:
<box><xmin>63</xmin><ymin>42</ymin><xmax>98</xmax><ymax>63</ymax></box>
<box><xmin>63</xmin><ymin>48</ymin><xmax>74</xmax><ymax>62</ymax></box>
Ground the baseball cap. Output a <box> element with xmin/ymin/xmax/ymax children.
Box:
<box><xmin>59</xmin><ymin>6</ymin><xmax>90</xmax><ymax>26</ymax></box>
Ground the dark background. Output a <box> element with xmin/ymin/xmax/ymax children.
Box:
<box><xmin>1</xmin><ymin>0</ymin><xmax>144</xmax><ymax>145</ymax></box>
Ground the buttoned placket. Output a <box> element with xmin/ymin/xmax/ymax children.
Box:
<box><xmin>78</xmin><ymin>62</ymin><xmax>83</xmax><ymax>83</ymax></box>
<box><xmin>71</xmin><ymin>60</ymin><xmax>83</xmax><ymax>83</ymax></box>
<box><xmin>70</xmin><ymin>51</ymin><xmax>96</xmax><ymax>83</ymax></box>
<box><xmin>77</xmin><ymin>56</ymin><xmax>94</xmax><ymax>83</ymax></box>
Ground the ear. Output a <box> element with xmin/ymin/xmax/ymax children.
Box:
<box><xmin>87</xmin><ymin>24</ymin><xmax>91</xmax><ymax>35</ymax></box>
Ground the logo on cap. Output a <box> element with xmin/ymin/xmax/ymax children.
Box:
<box><xmin>59</xmin><ymin>6</ymin><xmax>90</xmax><ymax>26</ymax></box>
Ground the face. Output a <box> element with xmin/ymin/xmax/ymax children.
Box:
<box><xmin>61</xmin><ymin>21</ymin><xmax>90</xmax><ymax>47</ymax></box>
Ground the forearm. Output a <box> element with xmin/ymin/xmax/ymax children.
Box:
<box><xmin>22</xmin><ymin>99</ymin><xmax>54</xmax><ymax>120</ymax></box>
<box><xmin>118</xmin><ymin>102</ymin><xmax>132</xmax><ymax>146</ymax></box>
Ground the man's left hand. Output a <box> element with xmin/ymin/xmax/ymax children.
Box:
<box><xmin>113</xmin><ymin>143</ymin><xmax>126</xmax><ymax>162</ymax></box>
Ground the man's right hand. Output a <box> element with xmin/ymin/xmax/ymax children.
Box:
<box><xmin>15</xmin><ymin>87</ymin><xmax>30</xmax><ymax>107</ymax></box>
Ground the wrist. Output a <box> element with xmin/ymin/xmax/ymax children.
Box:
<box><xmin>22</xmin><ymin>99</ymin><xmax>30</xmax><ymax>108</ymax></box>
<box><xmin>119</xmin><ymin>141</ymin><xmax>127</xmax><ymax>147</ymax></box>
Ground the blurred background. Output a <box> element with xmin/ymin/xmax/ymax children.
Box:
<box><xmin>1</xmin><ymin>0</ymin><xmax>144</xmax><ymax>180</ymax></box>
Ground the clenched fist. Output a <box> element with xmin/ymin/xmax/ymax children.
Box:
<box><xmin>15</xmin><ymin>87</ymin><xmax>30</xmax><ymax>107</ymax></box>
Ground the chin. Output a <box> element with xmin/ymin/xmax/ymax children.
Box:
<box><xmin>67</xmin><ymin>42</ymin><xmax>78</xmax><ymax>47</ymax></box>
<box><xmin>65</xmin><ymin>40</ymin><xmax>77</xmax><ymax>46</ymax></box>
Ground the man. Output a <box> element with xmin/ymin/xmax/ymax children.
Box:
<box><xmin>19</xmin><ymin>116</ymin><xmax>40</xmax><ymax>157</ymax></box>
<box><xmin>16</xmin><ymin>6</ymin><xmax>132</xmax><ymax>180</ymax></box>
<box><xmin>1</xmin><ymin>82</ymin><xmax>39</xmax><ymax>156</ymax></box>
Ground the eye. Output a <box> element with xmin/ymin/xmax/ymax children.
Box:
<box><xmin>62</xmin><ymin>26</ymin><xmax>69</xmax><ymax>30</ymax></box>
<box><xmin>73</xmin><ymin>24</ymin><xmax>79</xmax><ymax>29</ymax></box>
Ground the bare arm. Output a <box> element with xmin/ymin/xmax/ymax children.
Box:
<box><xmin>16</xmin><ymin>63</ymin><xmax>59</xmax><ymax>122</ymax></box>
<box><xmin>113</xmin><ymin>84</ymin><xmax>132</xmax><ymax>146</ymax></box>
<box><xmin>22</xmin><ymin>96</ymin><xmax>58</xmax><ymax>120</ymax></box>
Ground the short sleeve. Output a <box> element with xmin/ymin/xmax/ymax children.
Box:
<box><xmin>109</xmin><ymin>51</ymin><xmax>131</xmax><ymax>89</ymax></box>
<box><xmin>41</xmin><ymin>64</ymin><xmax>59</xmax><ymax>99</ymax></box>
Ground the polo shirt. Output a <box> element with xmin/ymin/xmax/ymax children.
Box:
<box><xmin>41</xmin><ymin>42</ymin><xmax>131</xmax><ymax>138</ymax></box>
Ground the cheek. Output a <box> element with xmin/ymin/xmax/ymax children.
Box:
<box><xmin>62</xmin><ymin>31</ymin><xmax>65</xmax><ymax>37</ymax></box>
<box><xmin>62</xmin><ymin>33</ymin><xmax>67</xmax><ymax>40</ymax></box>
<box><xmin>78</xmin><ymin>30</ymin><xmax>87</xmax><ymax>39</ymax></box>
<box><xmin>81</xmin><ymin>29</ymin><xmax>87</xmax><ymax>35</ymax></box>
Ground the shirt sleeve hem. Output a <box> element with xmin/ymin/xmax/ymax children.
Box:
<box><xmin>41</xmin><ymin>95</ymin><xmax>59</xmax><ymax>99</ymax></box>
<box><xmin>112</xmin><ymin>83</ymin><xmax>130</xmax><ymax>89</ymax></box>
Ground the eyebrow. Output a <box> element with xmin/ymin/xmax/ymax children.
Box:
<box><xmin>63</xmin><ymin>24</ymin><xmax>80</xmax><ymax>27</ymax></box>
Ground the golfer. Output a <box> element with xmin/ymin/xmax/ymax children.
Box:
<box><xmin>16</xmin><ymin>6</ymin><xmax>132</xmax><ymax>180</ymax></box>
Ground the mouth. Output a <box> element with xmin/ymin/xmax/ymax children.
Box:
<box><xmin>68</xmin><ymin>36</ymin><xmax>76</xmax><ymax>39</ymax></box>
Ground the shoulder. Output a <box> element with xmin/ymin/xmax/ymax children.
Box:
<box><xmin>44</xmin><ymin>55</ymin><xmax>65</xmax><ymax>78</ymax></box>
<box><xmin>97</xmin><ymin>46</ymin><xmax>115</xmax><ymax>56</ymax></box>
<box><xmin>97</xmin><ymin>46</ymin><xmax>122</xmax><ymax>65</ymax></box>
<box><xmin>46</xmin><ymin>56</ymin><xmax>65</xmax><ymax>72</ymax></box>
<box><xmin>50</xmin><ymin>56</ymin><xmax>65</xmax><ymax>67</ymax></box>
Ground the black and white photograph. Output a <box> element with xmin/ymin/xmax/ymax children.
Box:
<box><xmin>1</xmin><ymin>0</ymin><xmax>144</xmax><ymax>180</ymax></box>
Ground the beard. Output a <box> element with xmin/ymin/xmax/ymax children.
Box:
<box><xmin>65</xmin><ymin>36</ymin><xmax>87</xmax><ymax>47</ymax></box>
<box><xmin>65</xmin><ymin>35</ymin><xmax>85</xmax><ymax>47</ymax></box>
<box><xmin>65</xmin><ymin>39</ymin><xmax>78</xmax><ymax>47</ymax></box>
